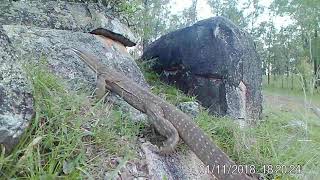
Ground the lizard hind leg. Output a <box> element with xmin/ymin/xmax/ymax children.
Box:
<box><xmin>146</xmin><ymin>104</ymin><xmax>179</xmax><ymax>154</ymax></box>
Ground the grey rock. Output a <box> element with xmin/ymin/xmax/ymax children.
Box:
<box><xmin>141</xmin><ymin>142</ymin><xmax>214</xmax><ymax>180</ymax></box>
<box><xmin>177</xmin><ymin>101</ymin><xmax>200</xmax><ymax>118</ymax></box>
<box><xmin>0</xmin><ymin>0</ymin><xmax>138</xmax><ymax>46</ymax></box>
<box><xmin>2</xmin><ymin>24</ymin><xmax>146</xmax><ymax>88</ymax></box>
<box><xmin>0</xmin><ymin>24</ymin><xmax>146</xmax><ymax>152</ymax></box>
<box><xmin>142</xmin><ymin>16</ymin><xmax>262</xmax><ymax>123</ymax></box>
<box><xmin>284</xmin><ymin>120</ymin><xmax>307</xmax><ymax>129</ymax></box>
<box><xmin>0</xmin><ymin>27</ymin><xmax>34</xmax><ymax>153</ymax></box>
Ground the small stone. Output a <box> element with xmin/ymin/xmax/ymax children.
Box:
<box><xmin>177</xmin><ymin>101</ymin><xmax>200</xmax><ymax>118</ymax></box>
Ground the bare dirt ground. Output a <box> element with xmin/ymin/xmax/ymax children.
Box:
<box><xmin>263</xmin><ymin>92</ymin><xmax>320</xmax><ymax>118</ymax></box>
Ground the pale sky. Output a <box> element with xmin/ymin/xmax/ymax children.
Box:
<box><xmin>169</xmin><ymin>0</ymin><xmax>212</xmax><ymax>19</ymax></box>
<box><xmin>169</xmin><ymin>0</ymin><xmax>292</xmax><ymax>29</ymax></box>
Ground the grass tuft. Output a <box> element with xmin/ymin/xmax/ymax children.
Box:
<box><xmin>137</xmin><ymin>59</ymin><xmax>195</xmax><ymax>105</ymax></box>
<box><xmin>1</xmin><ymin>60</ymin><xmax>319</xmax><ymax>179</ymax></box>
<box><xmin>0</xmin><ymin>62</ymin><xmax>140</xmax><ymax>179</ymax></box>
<box><xmin>138</xmin><ymin>61</ymin><xmax>320</xmax><ymax>179</ymax></box>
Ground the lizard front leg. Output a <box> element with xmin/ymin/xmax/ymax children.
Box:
<box><xmin>146</xmin><ymin>103</ymin><xmax>179</xmax><ymax>154</ymax></box>
<box><xmin>95</xmin><ymin>75</ymin><xmax>108</xmax><ymax>101</ymax></box>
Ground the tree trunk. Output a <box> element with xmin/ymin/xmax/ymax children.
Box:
<box><xmin>286</xmin><ymin>66</ymin><xmax>289</xmax><ymax>89</ymax></box>
<box><xmin>313</xmin><ymin>29</ymin><xmax>319</xmax><ymax>88</ymax></box>
<box><xmin>303</xmin><ymin>75</ymin><xmax>308</xmax><ymax>91</ymax></box>
<box><xmin>285</xmin><ymin>52</ymin><xmax>290</xmax><ymax>89</ymax></box>
<box><xmin>142</xmin><ymin>0</ymin><xmax>149</xmax><ymax>51</ymax></box>
<box><xmin>191</xmin><ymin>0</ymin><xmax>198</xmax><ymax>23</ymax></box>
<box><xmin>291</xmin><ymin>73</ymin><xmax>294</xmax><ymax>90</ymax></box>
<box><xmin>267</xmin><ymin>65</ymin><xmax>270</xmax><ymax>85</ymax></box>
<box><xmin>273</xmin><ymin>56</ymin><xmax>276</xmax><ymax>82</ymax></box>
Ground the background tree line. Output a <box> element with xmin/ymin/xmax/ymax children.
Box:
<box><xmin>136</xmin><ymin>0</ymin><xmax>318</xmax><ymax>93</ymax></box>
<box><xmin>23</xmin><ymin>0</ymin><xmax>320</xmax><ymax>92</ymax></box>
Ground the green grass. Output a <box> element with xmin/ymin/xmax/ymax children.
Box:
<box><xmin>263</xmin><ymin>74</ymin><xmax>303</xmax><ymax>91</ymax></box>
<box><xmin>263</xmin><ymin>75</ymin><xmax>320</xmax><ymax>105</ymax></box>
<box><xmin>137</xmin><ymin>59</ymin><xmax>195</xmax><ymax>105</ymax></box>
<box><xmin>0</xmin><ymin>62</ymin><xmax>141</xmax><ymax>179</ymax></box>
<box><xmin>1</xmin><ymin>61</ymin><xmax>319</xmax><ymax>179</ymax></box>
<box><xmin>138</xmin><ymin>64</ymin><xmax>320</xmax><ymax>179</ymax></box>
<box><xmin>194</xmin><ymin>108</ymin><xmax>320</xmax><ymax>179</ymax></box>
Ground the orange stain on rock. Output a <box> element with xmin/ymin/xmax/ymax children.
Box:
<box><xmin>94</xmin><ymin>35</ymin><xmax>129</xmax><ymax>55</ymax></box>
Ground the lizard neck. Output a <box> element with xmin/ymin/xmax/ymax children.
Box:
<box><xmin>70</xmin><ymin>48</ymin><xmax>104</xmax><ymax>73</ymax></box>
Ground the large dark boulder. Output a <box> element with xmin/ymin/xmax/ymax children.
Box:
<box><xmin>142</xmin><ymin>16</ymin><xmax>262</xmax><ymax>124</ymax></box>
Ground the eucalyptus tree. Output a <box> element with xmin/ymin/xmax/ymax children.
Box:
<box><xmin>271</xmin><ymin>0</ymin><xmax>320</xmax><ymax>81</ymax></box>
<box><xmin>141</xmin><ymin>0</ymin><xmax>171</xmax><ymax>50</ymax></box>
<box><xmin>207</xmin><ymin>0</ymin><xmax>247</xmax><ymax>28</ymax></box>
<box><xmin>243</xmin><ymin>0</ymin><xmax>264</xmax><ymax>34</ymax></box>
<box><xmin>182</xmin><ymin>0</ymin><xmax>198</xmax><ymax>26</ymax></box>
<box><xmin>264</xmin><ymin>20</ymin><xmax>277</xmax><ymax>85</ymax></box>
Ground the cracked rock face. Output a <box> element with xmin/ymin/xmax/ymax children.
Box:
<box><xmin>0</xmin><ymin>1</ymin><xmax>146</xmax><ymax>153</ymax></box>
<box><xmin>143</xmin><ymin>16</ymin><xmax>262</xmax><ymax>123</ymax></box>
<box><xmin>0</xmin><ymin>0</ymin><xmax>138</xmax><ymax>46</ymax></box>
<box><xmin>0</xmin><ymin>28</ymin><xmax>34</xmax><ymax>152</ymax></box>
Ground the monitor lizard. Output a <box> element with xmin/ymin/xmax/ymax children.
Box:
<box><xmin>70</xmin><ymin>48</ymin><xmax>256</xmax><ymax>180</ymax></box>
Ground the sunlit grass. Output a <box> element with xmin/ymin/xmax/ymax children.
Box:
<box><xmin>137</xmin><ymin>59</ymin><xmax>196</xmax><ymax>105</ymax></box>
<box><xmin>1</xmin><ymin>61</ymin><xmax>319</xmax><ymax>179</ymax></box>
<box><xmin>263</xmin><ymin>75</ymin><xmax>320</xmax><ymax>106</ymax></box>
<box><xmin>139</xmin><ymin>63</ymin><xmax>320</xmax><ymax>179</ymax></box>
<box><xmin>193</xmin><ymin>97</ymin><xmax>320</xmax><ymax>179</ymax></box>
<box><xmin>0</xmin><ymin>62</ymin><xmax>140</xmax><ymax>179</ymax></box>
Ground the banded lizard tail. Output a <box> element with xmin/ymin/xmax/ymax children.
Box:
<box><xmin>71</xmin><ymin>48</ymin><xmax>256</xmax><ymax>180</ymax></box>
